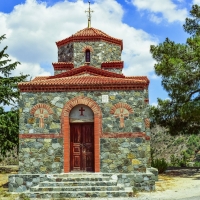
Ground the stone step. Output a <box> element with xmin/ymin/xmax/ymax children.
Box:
<box><xmin>39</xmin><ymin>180</ymin><xmax>117</xmax><ymax>187</ymax></box>
<box><xmin>30</xmin><ymin>185</ymin><xmax>124</xmax><ymax>192</ymax></box>
<box><xmin>52</xmin><ymin>173</ymin><xmax>106</xmax><ymax>178</ymax></box>
<box><xmin>48</xmin><ymin>177</ymin><xmax>111</xmax><ymax>182</ymax></box>
<box><xmin>26</xmin><ymin>191</ymin><xmax>134</xmax><ymax>198</ymax></box>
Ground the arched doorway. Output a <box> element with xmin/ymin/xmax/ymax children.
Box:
<box><xmin>61</xmin><ymin>96</ymin><xmax>102</xmax><ymax>173</ymax></box>
<box><xmin>69</xmin><ymin>105</ymin><xmax>94</xmax><ymax>172</ymax></box>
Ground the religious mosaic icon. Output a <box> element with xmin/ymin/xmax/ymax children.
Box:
<box><xmin>30</xmin><ymin>103</ymin><xmax>54</xmax><ymax>128</ymax></box>
<box><xmin>110</xmin><ymin>102</ymin><xmax>133</xmax><ymax>128</ymax></box>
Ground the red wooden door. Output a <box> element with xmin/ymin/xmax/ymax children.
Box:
<box><xmin>70</xmin><ymin>123</ymin><xmax>94</xmax><ymax>172</ymax></box>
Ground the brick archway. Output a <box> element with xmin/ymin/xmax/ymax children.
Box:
<box><xmin>61</xmin><ymin>96</ymin><xmax>102</xmax><ymax>173</ymax></box>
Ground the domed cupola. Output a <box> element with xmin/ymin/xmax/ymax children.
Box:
<box><xmin>53</xmin><ymin>2</ymin><xmax>123</xmax><ymax>75</ymax></box>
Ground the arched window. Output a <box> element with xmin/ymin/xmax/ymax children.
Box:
<box><xmin>85</xmin><ymin>50</ymin><xmax>90</xmax><ymax>62</ymax></box>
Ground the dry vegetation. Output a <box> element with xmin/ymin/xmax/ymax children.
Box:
<box><xmin>151</xmin><ymin>125</ymin><xmax>200</xmax><ymax>164</ymax></box>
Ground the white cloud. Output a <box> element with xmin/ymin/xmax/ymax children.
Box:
<box><xmin>11</xmin><ymin>60</ymin><xmax>52</xmax><ymax>78</ymax></box>
<box><xmin>151</xmin><ymin>102</ymin><xmax>158</xmax><ymax>107</ymax></box>
<box><xmin>193</xmin><ymin>0</ymin><xmax>200</xmax><ymax>4</ymax></box>
<box><xmin>149</xmin><ymin>73</ymin><xmax>160</xmax><ymax>80</ymax></box>
<box><xmin>149</xmin><ymin>14</ymin><xmax>162</xmax><ymax>24</ymax></box>
<box><xmin>125</xmin><ymin>0</ymin><xmax>132</xmax><ymax>4</ymax></box>
<box><xmin>0</xmin><ymin>55</ymin><xmax>51</xmax><ymax>79</ymax></box>
<box><xmin>0</xmin><ymin>0</ymin><xmax>158</xmax><ymax>79</ymax></box>
<box><xmin>131</xmin><ymin>0</ymin><xmax>188</xmax><ymax>23</ymax></box>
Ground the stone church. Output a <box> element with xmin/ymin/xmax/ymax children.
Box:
<box><xmin>9</xmin><ymin>3</ymin><xmax>157</xmax><ymax>198</ymax></box>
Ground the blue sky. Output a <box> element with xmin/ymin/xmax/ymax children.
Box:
<box><xmin>0</xmin><ymin>0</ymin><xmax>198</xmax><ymax>107</ymax></box>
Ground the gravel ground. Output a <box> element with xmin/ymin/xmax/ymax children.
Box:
<box><xmin>135</xmin><ymin>169</ymin><xmax>200</xmax><ymax>200</ymax></box>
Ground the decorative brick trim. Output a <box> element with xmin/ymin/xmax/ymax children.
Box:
<box><xmin>56</xmin><ymin>27</ymin><xmax>123</xmax><ymax>50</ymax></box>
<box><xmin>19</xmin><ymin>85</ymin><xmax>148</xmax><ymax>92</ymax></box>
<box><xmin>101</xmin><ymin>61</ymin><xmax>123</xmax><ymax>69</ymax></box>
<box><xmin>110</xmin><ymin>102</ymin><xmax>133</xmax><ymax>128</ymax></box>
<box><xmin>61</xmin><ymin>96</ymin><xmax>102</xmax><ymax>173</ymax></box>
<box><xmin>19</xmin><ymin>134</ymin><xmax>63</xmax><ymax>139</ymax></box>
<box><xmin>52</xmin><ymin>62</ymin><xmax>74</xmax><ymax>70</ymax></box>
<box><xmin>30</xmin><ymin>103</ymin><xmax>53</xmax><ymax>115</ymax></box>
<box><xmin>146</xmin><ymin>136</ymin><xmax>150</xmax><ymax>140</ymax></box>
<box><xmin>144</xmin><ymin>99</ymin><xmax>149</xmax><ymax>104</ymax></box>
<box><xmin>19</xmin><ymin>86</ymin><xmax>148</xmax><ymax>92</ymax></box>
<box><xmin>110</xmin><ymin>102</ymin><xmax>133</xmax><ymax>114</ymax></box>
<box><xmin>101</xmin><ymin>132</ymin><xmax>150</xmax><ymax>140</ymax></box>
<box><xmin>82</xmin><ymin>45</ymin><xmax>94</xmax><ymax>52</ymax></box>
<box><xmin>30</xmin><ymin>103</ymin><xmax>54</xmax><ymax>128</ymax></box>
<box><xmin>48</xmin><ymin>65</ymin><xmax>125</xmax><ymax>79</ymax></box>
<box><xmin>101</xmin><ymin>132</ymin><xmax>145</xmax><ymax>138</ymax></box>
<box><xmin>56</xmin><ymin>36</ymin><xmax>123</xmax><ymax>50</ymax></box>
<box><xmin>144</xmin><ymin>118</ymin><xmax>150</xmax><ymax>128</ymax></box>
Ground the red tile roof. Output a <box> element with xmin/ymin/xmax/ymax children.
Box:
<box><xmin>101</xmin><ymin>61</ymin><xmax>123</xmax><ymax>69</ymax></box>
<box><xmin>18</xmin><ymin>75</ymin><xmax>149</xmax><ymax>92</ymax></box>
<box><xmin>18</xmin><ymin>66</ymin><xmax>149</xmax><ymax>92</ymax></box>
<box><xmin>56</xmin><ymin>27</ymin><xmax>123</xmax><ymax>50</ymax></box>
<box><xmin>48</xmin><ymin>65</ymin><xmax>125</xmax><ymax>79</ymax></box>
<box><xmin>32</xmin><ymin>76</ymin><xmax>50</xmax><ymax>81</ymax></box>
<box><xmin>52</xmin><ymin>62</ymin><xmax>74</xmax><ymax>70</ymax></box>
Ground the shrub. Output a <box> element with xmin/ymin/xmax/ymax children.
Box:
<box><xmin>194</xmin><ymin>162</ymin><xmax>200</xmax><ymax>167</ymax></box>
<box><xmin>151</xmin><ymin>158</ymin><xmax>168</xmax><ymax>173</ymax></box>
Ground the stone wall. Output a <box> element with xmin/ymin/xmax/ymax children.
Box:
<box><xmin>100</xmin><ymin>138</ymin><xmax>150</xmax><ymax>173</ymax></box>
<box><xmin>54</xmin><ymin>69</ymin><xmax>68</xmax><ymax>75</ymax></box>
<box><xmin>19</xmin><ymin>90</ymin><xmax>150</xmax><ymax>174</ymax></box>
<box><xmin>74</xmin><ymin>41</ymin><xmax>121</xmax><ymax>69</ymax></box>
<box><xmin>103</xmin><ymin>68</ymin><xmax>122</xmax><ymax>74</ymax></box>
<box><xmin>57</xmin><ymin>41</ymin><xmax>121</xmax><ymax>69</ymax></box>
<box><xmin>19</xmin><ymin>138</ymin><xmax>63</xmax><ymax>174</ymax></box>
<box><xmin>19</xmin><ymin>90</ymin><xmax>149</xmax><ymax>134</ymax></box>
<box><xmin>58</xmin><ymin>43</ymin><xmax>73</xmax><ymax>62</ymax></box>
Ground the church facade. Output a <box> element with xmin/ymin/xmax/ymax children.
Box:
<box><xmin>9</xmin><ymin>9</ymin><xmax>157</xmax><ymax>196</ymax></box>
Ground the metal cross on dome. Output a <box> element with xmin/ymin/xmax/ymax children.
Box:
<box><xmin>85</xmin><ymin>1</ymin><xmax>94</xmax><ymax>28</ymax></box>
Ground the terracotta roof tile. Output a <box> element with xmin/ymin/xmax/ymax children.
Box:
<box><xmin>125</xmin><ymin>76</ymin><xmax>149</xmax><ymax>81</ymax></box>
<box><xmin>32</xmin><ymin>76</ymin><xmax>50</xmax><ymax>81</ymax></box>
<box><xmin>48</xmin><ymin>65</ymin><xmax>125</xmax><ymax>79</ymax></box>
<box><xmin>19</xmin><ymin>76</ymin><xmax>148</xmax><ymax>86</ymax></box>
<box><xmin>101</xmin><ymin>61</ymin><xmax>123</xmax><ymax>69</ymax></box>
<box><xmin>102</xmin><ymin>61</ymin><xmax>122</xmax><ymax>63</ymax></box>
<box><xmin>18</xmin><ymin>75</ymin><xmax>149</xmax><ymax>92</ymax></box>
<box><xmin>56</xmin><ymin>27</ymin><xmax>123</xmax><ymax>50</ymax></box>
<box><xmin>52</xmin><ymin>62</ymin><xmax>73</xmax><ymax>65</ymax></box>
<box><xmin>52</xmin><ymin>62</ymin><xmax>74</xmax><ymax>70</ymax></box>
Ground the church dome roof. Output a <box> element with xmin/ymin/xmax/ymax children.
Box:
<box><xmin>56</xmin><ymin>27</ymin><xmax>123</xmax><ymax>50</ymax></box>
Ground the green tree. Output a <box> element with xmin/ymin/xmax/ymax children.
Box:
<box><xmin>0</xmin><ymin>34</ymin><xmax>28</xmax><ymax>156</ymax></box>
<box><xmin>150</xmin><ymin>5</ymin><xmax>200</xmax><ymax>135</ymax></box>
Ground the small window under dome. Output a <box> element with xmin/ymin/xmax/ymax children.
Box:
<box><xmin>85</xmin><ymin>50</ymin><xmax>90</xmax><ymax>62</ymax></box>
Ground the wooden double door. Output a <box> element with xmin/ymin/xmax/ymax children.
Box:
<box><xmin>70</xmin><ymin>123</ymin><xmax>94</xmax><ymax>172</ymax></box>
